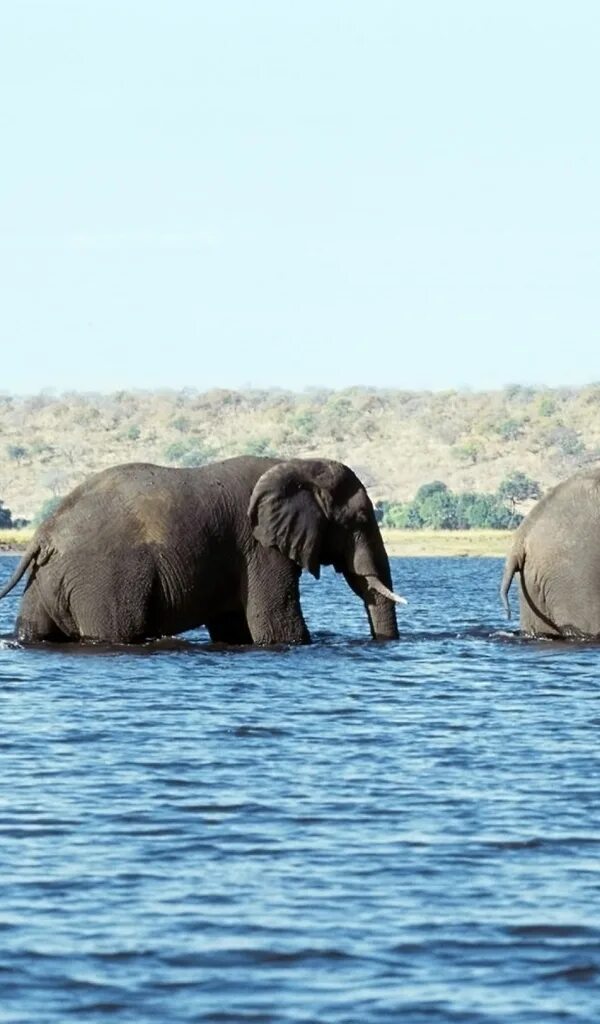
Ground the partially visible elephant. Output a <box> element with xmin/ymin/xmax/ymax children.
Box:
<box><xmin>501</xmin><ymin>467</ymin><xmax>600</xmax><ymax>637</ymax></box>
<box><xmin>0</xmin><ymin>456</ymin><xmax>404</xmax><ymax>645</ymax></box>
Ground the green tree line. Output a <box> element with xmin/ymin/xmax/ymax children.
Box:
<box><xmin>0</xmin><ymin>499</ymin><xmax>29</xmax><ymax>529</ymax></box>
<box><xmin>376</xmin><ymin>473</ymin><xmax>540</xmax><ymax>530</ymax></box>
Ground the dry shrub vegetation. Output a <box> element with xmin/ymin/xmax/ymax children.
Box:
<box><xmin>1</xmin><ymin>384</ymin><xmax>600</xmax><ymax>522</ymax></box>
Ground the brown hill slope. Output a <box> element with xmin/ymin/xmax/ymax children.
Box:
<box><xmin>1</xmin><ymin>385</ymin><xmax>599</xmax><ymax>520</ymax></box>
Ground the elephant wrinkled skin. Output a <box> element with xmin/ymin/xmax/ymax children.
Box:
<box><xmin>501</xmin><ymin>467</ymin><xmax>600</xmax><ymax>638</ymax></box>
<box><xmin>0</xmin><ymin>456</ymin><xmax>404</xmax><ymax>645</ymax></box>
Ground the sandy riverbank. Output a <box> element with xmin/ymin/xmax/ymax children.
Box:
<box><xmin>1</xmin><ymin>528</ymin><xmax>514</xmax><ymax>558</ymax></box>
<box><xmin>380</xmin><ymin>529</ymin><xmax>513</xmax><ymax>557</ymax></box>
<box><xmin>0</xmin><ymin>529</ymin><xmax>33</xmax><ymax>555</ymax></box>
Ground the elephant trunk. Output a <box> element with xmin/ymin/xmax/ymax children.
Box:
<box><xmin>343</xmin><ymin>531</ymin><xmax>403</xmax><ymax>640</ymax></box>
<box><xmin>344</xmin><ymin>571</ymin><xmax>401</xmax><ymax>640</ymax></box>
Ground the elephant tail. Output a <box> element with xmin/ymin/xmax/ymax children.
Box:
<box><xmin>500</xmin><ymin>548</ymin><xmax>521</xmax><ymax>619</ymax></box>
<box><xmin>0</xmin><ymin>541</ymin><xmax>41</xmax><ymax>600</ymax></box>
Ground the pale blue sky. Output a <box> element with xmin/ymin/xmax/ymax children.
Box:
<box><xmin>1</xmin><ymin>1</ymin><xmax>599</xmax><ymax>394</ymax></box>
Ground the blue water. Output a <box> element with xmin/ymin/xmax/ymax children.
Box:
<box><xmin>0</xmin><ymin>555</ymin><xmax>599</xmax><ymax>1023</ymax></box>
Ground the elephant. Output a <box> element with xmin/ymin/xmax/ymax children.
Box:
<box><xmin>501</xmin><ymin>467</ymin><xmax>600</xmax><ymax>638</ymax></box>
<box><xmin>0</xmin><ymin>456</ymin><xmax>405</xmax><ymax>645</ymax></box>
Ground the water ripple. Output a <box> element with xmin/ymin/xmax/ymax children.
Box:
<box><xmin>1</xmin><ymin>556</ymin><xmax>599</xmax><ymax>1023</ymax></box>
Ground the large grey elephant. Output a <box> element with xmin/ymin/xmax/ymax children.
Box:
<box><xmin>0</xmin><ymin>456</ymin><xmax>404</xmax><ymax>645</ymax></box>
<box><xmin>501</xmin><ymin>467</ymin><xmax>600</xmax><ymax>637</ymax></box>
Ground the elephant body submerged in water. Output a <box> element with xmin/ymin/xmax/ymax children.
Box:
<box><xmin>501</xmin><ymin>467</ymin><xmax>600</xmax><ymax>638</ymax></box>
<box><xmin>0</xmin><ymin>456</ymin><xmax>404</xmax><ymax>645</ymax></box>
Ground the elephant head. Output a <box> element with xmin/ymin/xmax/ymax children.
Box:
<box><xmin>248</xmin><ymin>458</ymin><xmax>404</xmax><ymax>639</ymax></box>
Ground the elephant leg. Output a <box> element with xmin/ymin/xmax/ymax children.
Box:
<box><xmin>518</xmin><ymin>577</ymin><xmax>562</xmax><ymax>637</ymax></box>
<box><xmin>66</xmin><ymin>551</ymin><xmax>159</xmax><ymax>642</ymax></box>
<box><xmin>206</xmin><ymin>610</ymin><xmax>253</xmax><ymax>645</ymax></box>
<box><xmin>17</xmin><ymin>580</ymin><xmax>69</xmax><ymax>643</ymax></box>
<box><xmin>244</xmin><ymin>557</ymin><xmax>310</xmax><ymax>644</ymax></box>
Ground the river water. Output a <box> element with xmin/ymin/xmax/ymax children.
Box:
<box><xmin>0</xmin><ymin>555</ymin><xmax>598</xmax><ymax>1023</ymax></box>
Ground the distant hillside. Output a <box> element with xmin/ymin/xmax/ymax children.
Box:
<box><xmin>1</xmin><ymin>384</ymin><xmax>600</xmax><ymax>520</ymax></box>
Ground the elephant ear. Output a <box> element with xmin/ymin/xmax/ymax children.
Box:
<box><xmin>248</xmin><ymin>462</ymin><xmax>333</xmax><ymax>578</ymax></box>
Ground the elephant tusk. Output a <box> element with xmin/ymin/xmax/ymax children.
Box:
<box><xmin>367</xmin><ymin>576</ymin><xmax>408</xmax><ymax>605</ymax></box>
